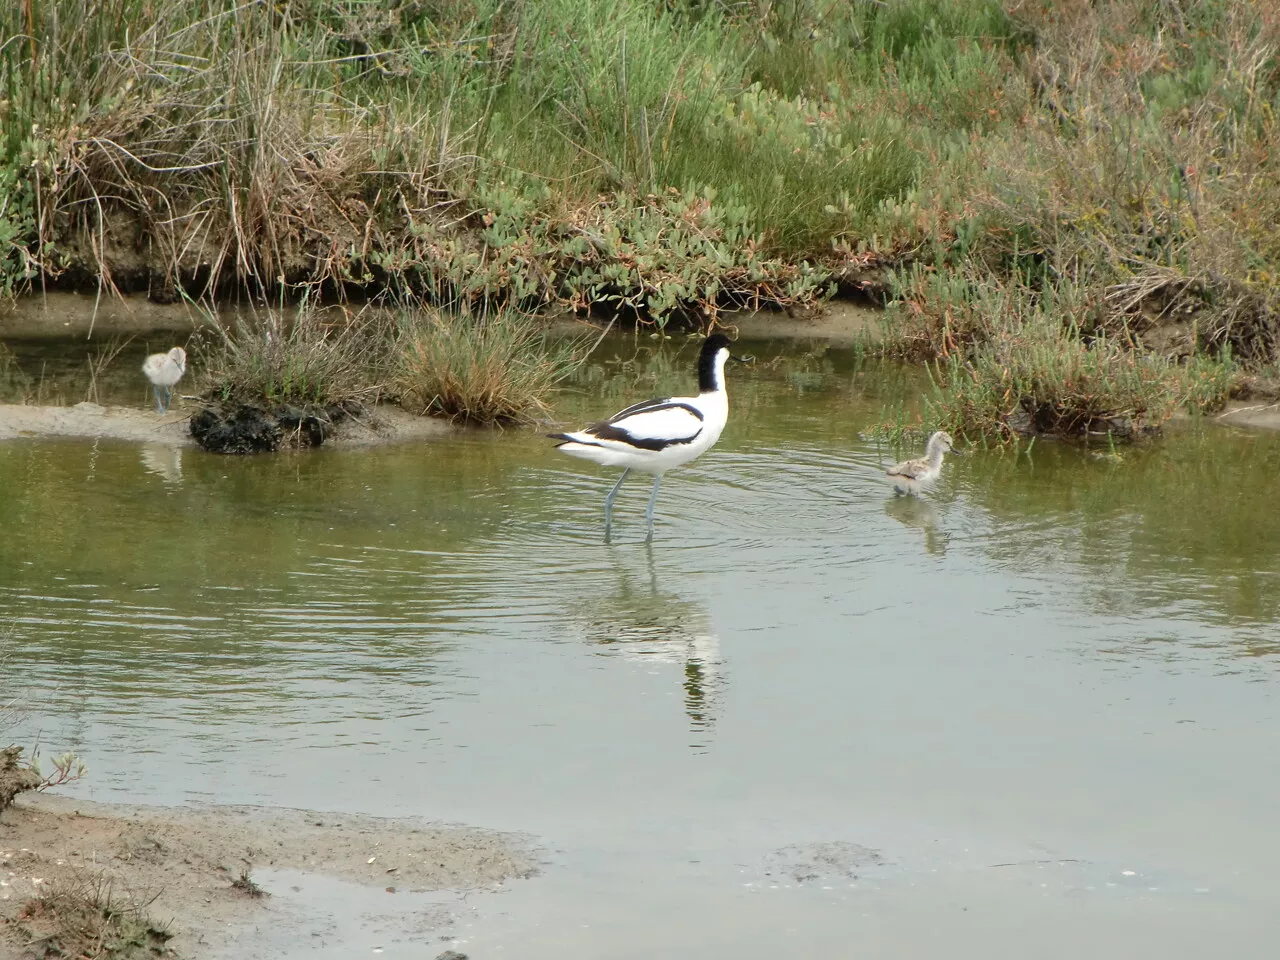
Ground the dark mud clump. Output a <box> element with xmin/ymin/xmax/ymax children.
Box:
<box><xmin>190</xmin><ymin>405</ymin><xmax>279</xmax><ymax>453</ymax></box>
<box><xmin>190</xmin><ymin>404</ymin><xmax>348</xmax><ymax>454</ymax></box>
<box><xmin>0</xmin><ymin>746</ymin><xmax>42</xmax><ymax>815</ymax></box>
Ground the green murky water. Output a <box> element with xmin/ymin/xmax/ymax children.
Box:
<box><xmin>4</xmin><ymin>327</ymin><xmax>1280</xmax><ymax>958</ymax></box>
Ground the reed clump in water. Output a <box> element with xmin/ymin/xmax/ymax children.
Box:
<box><xmin>195</xmin><ymin>302</ymin><xmax>580</xmax><ymax>444</ymax></box>
<box><xmin>194</xmin><ymin>303</ymin><xmax>396</xmax><ymax>452</ymax></box>
<box><xmin>886</xmin><ymin>269</ymin><xmax>1240</xmax><ymax>442</ymax></box>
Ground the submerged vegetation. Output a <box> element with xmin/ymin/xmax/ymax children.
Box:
<box><xmin>1</xmin><ymin>0</ymin><xmax>1278</xmax><ymax>438</ymax></box>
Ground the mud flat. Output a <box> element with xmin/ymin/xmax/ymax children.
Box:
<box><xmin>1</xmin><ymin>291</ymin><xmax>882</xmax><ymax>341</ymax></box>
<box><xmin>0</xmin><ymin>402</ymin><xmax>454</xmax><ymax>447</ymax></box>
<box><xmin>0</xmin><ymin>793</ymin><xmax>538</xmax><ymax>959</ymax></box>
<box><xmin>0</xmin><ymin>293</ymin><xmax>213</xmax><ymax>339</ymax></box>
<box><xmin>1214</xmin><ymin>401</ymin><xmax>1280</xmax><ymax>432</ymax></box>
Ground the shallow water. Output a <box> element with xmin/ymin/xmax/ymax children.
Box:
<box><xmin>4</xmin><ymin>330</ymin><xmax>1280</xmax><ymax>958</ymax></box>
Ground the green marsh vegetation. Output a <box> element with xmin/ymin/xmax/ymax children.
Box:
<box><xmin>0</xmin><ymin>0</ymin><xmax>1277</xmax><ymax>438</ymax></box>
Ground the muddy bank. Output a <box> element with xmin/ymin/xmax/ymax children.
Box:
<box><xmin>0</xmin><ymin>402</ymin><xmax>192</xmax><ymax>445</ymax></box>
<box><xmin>727</xmin><ymin>301</ymin><xmax>881</xmax><ymax>343</ymax></box>
<box><xmin>0</xmin><ymin>793</ymin><xmax>537</xmax><ymax>959</ymax></box>
<box><xmin>0</xmin><ymin>293</ymin><xmax>216</xmax><ymax>339</ymax></box>
<box><xmin>2</xmin><ymin>291</ymin><xmax>882</xmax><ymax>342</ymax></box>
<box><xmin>0</xmin><ymin>402</ymin><xmax>454</xmax><ymax>447</ymax></box>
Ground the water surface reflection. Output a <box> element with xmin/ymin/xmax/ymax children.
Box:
<box><xmin>3</xmin><ymin>333</ymin><xmax>1279</xmax><ymax>958</ymax></box>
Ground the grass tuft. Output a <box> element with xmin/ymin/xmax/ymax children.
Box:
<box><xmin>887</xmin><ymin>267</ymin><xmax>1239</xmax><ymax>442</ymax></box>
<box><xmin>230</xmin><ymin>864</ymin><xmax>268</xmax><ymax>899</ymax></box>
<box><xmin>201</xmin><ymin>304</ymin><xmax>392</xmax><ymax>409</ymax></box>
<box><xmin>396</xmin><ymin>310</ymin><xmax>586</xmax><ymax>425</ymax></box>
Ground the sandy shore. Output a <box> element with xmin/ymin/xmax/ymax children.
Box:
<box><xmin>0</xmin><ymin>402</ymin><xmax>455</xmax><ymax>447</ymax></box>
<box><xmin>0</xmin><ymin>793</ymin><xmax>537</xmax><ymax>958</ymax></box>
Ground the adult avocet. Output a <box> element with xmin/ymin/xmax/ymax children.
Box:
<box><xmin>141</xmin><ymin>346</ymin><xmax>187</xmax><ymax>414</ymax></box>
<box><xmin>886</xmin><ymin>430</ymin><xmax>957</xmax><ymax>496</ymax></box>
<box><xmin>549</xmin><ymin>333</ymin><xmax>748</xmax><ymax>542</ymax></box>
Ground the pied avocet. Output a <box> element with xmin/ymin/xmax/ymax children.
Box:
<box><xmin>141</xmin><ymin>346</ymin><xmax>187</xmax><ymax>414</ymax></box>
<box><xmin>886</xmin><ymin>430</ymin><xmax>957</xmax><ymax>496</ymax></box>
<box><xmin>549</xmin><ymin>333</ymin><xmax>748</xmax><ymax>541</ymax></box>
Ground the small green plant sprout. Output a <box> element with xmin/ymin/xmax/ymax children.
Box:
<box><xmin>231</xmin><ymin>860</ymin><xmax>268</xmax><ymax>898</ymax></box>
<box><xmin>36</xmin><ymin>751</ymin><xmax>89</xmax><ymax>790</ymax></box>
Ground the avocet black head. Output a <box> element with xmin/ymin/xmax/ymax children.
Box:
<box><xmin>548</xmin><ymin>332</ymin><xmax>746</xmax><ymax>542</ymax></box>
<box><xmin>697</xmin><ymin>333</ymin><xmax>751</xmax><ymax>394</ymax></box>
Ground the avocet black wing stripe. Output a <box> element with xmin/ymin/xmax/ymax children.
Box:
<box><xmin>586</xmin><ymin>421</ymin><xmax>703</xmax><ymax>451</ymax></box>
<box><xmin>607</xmin><ymin>400</ymin><xmax>704</xmax><ymax>424</ymax></box>
<box><xmin>573</xmin><ymin>402</ymin><xmax>707</xmax><ymax>449</ymax></box>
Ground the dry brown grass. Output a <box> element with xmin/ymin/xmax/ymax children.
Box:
<box><xmin>965</xmin><ymin>0</ymin><xmax>1280</xmax><ymax>359</ymax></box>
<box><xmin>3</xmin><ymin>0</ymin><xmax>830</xmax><ymax>318</ymax></box>
<box><xmin>7</xmin><ymin>0</ymin><xmax>463</xmax><ymax>303</ymax></box>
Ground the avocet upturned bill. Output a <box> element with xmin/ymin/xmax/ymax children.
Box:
<box><xmin>886</xmin><ymin>430</ymin><xmax>957</xmax><ymax>496</ymax></box>
<box><xmin>141</xmin><ymin>346</ymin><xmax>187</xmax><ymax>414</ymax></box>
<box><xmin>548</xmin><ymin>333</ymin><xmax>749</xmax><ymax>542</ymax></box>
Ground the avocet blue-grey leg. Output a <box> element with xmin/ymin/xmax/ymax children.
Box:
<box><xmin>603</xmin><ymin>468</ymin><xmax>630</xmax><ymax>541</ymax></box>
<box><xmin>643</xmin><ymin>475</ymin><xmax>663</xmax><ymax>542</ymax></box>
